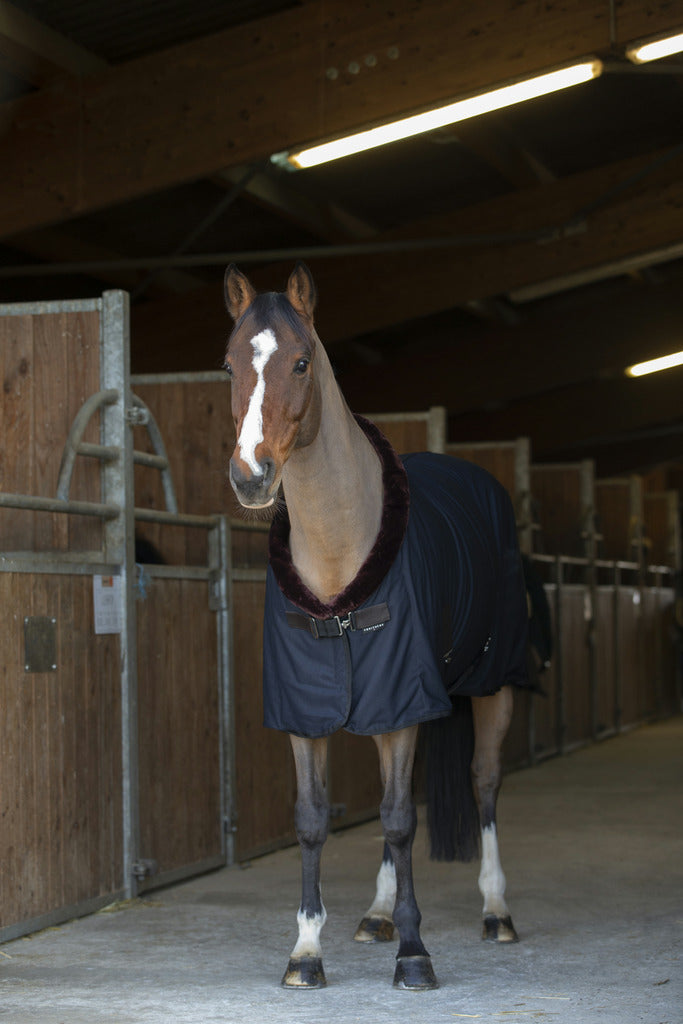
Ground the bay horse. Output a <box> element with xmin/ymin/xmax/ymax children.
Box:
<box><xmin>223</xmin><ymin>263</ymin><xmax>530</xmax><ymax>990</ymax></box>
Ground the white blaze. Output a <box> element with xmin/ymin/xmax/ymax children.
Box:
<box><xmin>238</xmin><ymin>328</ymin><xmax>278</xmax><ymax>475</ymax></box>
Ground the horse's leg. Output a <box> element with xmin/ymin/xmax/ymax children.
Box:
<box><xmin>471</xmin><ymin>686</ymin><xmax>519</xmax><ymax>943</ymax></box>
<box><xmin>354</xmin><ymin>736</ymin><xmax>396</xmax><ymax>943</ymax></box>
<box><xmin>377</xmin><ymin>726</ymin><xmax>438</xmax><ymax>989</ymax></box>
<box><xmin>281</xmin><ymin>734</ymin><xmax>329</xmax><ymax>988</ymax></box>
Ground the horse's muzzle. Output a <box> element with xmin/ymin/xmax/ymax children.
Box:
<box><xmin>229</xmin><ymin>456</ymin><xmax>278</xmax><ymax>508</ymax></box>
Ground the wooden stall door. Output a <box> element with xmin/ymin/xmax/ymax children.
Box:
<box><xmin>1</xmin><ymin>301</ymin><xmax>124</xmax><ymax>941</ymax></box>
<box><xmin>595</xmin><ymin>587</ymin><xmax>617</xmax><ymax>737</ymax></box>
<box><xmin>132</xmin><ymin>376</ymin><xmax>296</xmax><ymax>863</ymax></box>
<box><xmin>531</xmin><ymin>580</ymin><xmax>561</xmax><ymax>760</ymax></box>
<box><xmin>531</xmin><ymin>461</ymin><xmax>595</xmax><ymax>558</ymax></box>
<box><xmin>595</xmin><ymin>477</ymin><xmax>643</xmax><ymax>563</ymax></box>
<box><xmin>0</xmin><ymin>574</ymin><xmax>123</xmax><ymax>940</ymax></box>
<box><xmin>136</xmin><ymin>577</ymin><xmax>224</xmax><ymax>885</ymax></box>
<box><xmin>560</xmin><ymin>586</ymin><xmax>593</xmax><ymax>749</ymax></box>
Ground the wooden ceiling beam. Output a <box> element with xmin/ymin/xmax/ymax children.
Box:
<box><xmin>128</xmin><ymin>144</ymin><xmax>683</xmax><ymax>372</ymax></box>
<box><xmin>4</xmin><ymin>225</ymin><xmax>206</xmax><ymax>295</ymax></box>
<box><xmin>0</xmin><ymin>0</ymin><xmax>104</xmax><ymax>88</ymax></box>
<box><xmin>217</xmin><ymin>167</ymin><xmax>377</xmax><ymax>241</ymax></box>
<box><xmin>336</xmin><ymin>268</ymin><xmax>683</xmax><ymax>415</ymax></box>
<box><xmin>2</xmin><ymin>0</ymin><xmax>681</xmax><ymax>237</ymax></box>
<box><xmin>446</xmin><ymin>368</ymin><xmax>683</xmax><ymax>464</ymax></box>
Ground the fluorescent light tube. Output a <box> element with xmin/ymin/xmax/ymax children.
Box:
<box><xmin>626</xmin><ymin>350</ymin><xmax>683</xmax><ymax>377</ymax></box>
<box><xmin>627</xmin><ymin>30</ymin><xmax>683</xmax><ymax>64</ymax></box>
<box><xmin>281</xmin><ymin>59</ymin><xmax>602</xmax><ymax>170</ymax></box>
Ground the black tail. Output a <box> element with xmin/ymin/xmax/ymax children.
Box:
<box><xmin>423</xmin><ymin>697</ymin><xmax>480</xmax><ymax>862</ymax></box>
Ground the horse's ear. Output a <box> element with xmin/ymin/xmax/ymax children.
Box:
<box><xmin>224</xmin><ymin>264</ymin><xmax>256</xmax><ymax>321</ymax></box>
<box><xmin>286</xmin><ymin>262</ymin><xmax>317</xmax><ymax>321</ymax></box>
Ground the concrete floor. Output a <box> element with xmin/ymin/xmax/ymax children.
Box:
<box><xmin>1</xmin><ymin>717</ymin><xmax>681</xmax><ymax>1024</ymax></box>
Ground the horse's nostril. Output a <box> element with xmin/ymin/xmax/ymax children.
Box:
<box><xmin>229</xmin><ymin>459</ymin><xmax>249</xmax><ymax>490</ymax></box>
<box><xmin>229</xmin><ymin>457</ymin><xmax>276</xmax><ymax>503</ymax></box>
<box><xmin>261</xmin><ymin>458</ymin><xmax>275</xmax><ymax>488</ymax></box>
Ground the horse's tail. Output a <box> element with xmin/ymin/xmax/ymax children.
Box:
<box><xmin>422</xmin><ymin>697</ymin><xmax>480</xmax><ymax>862</ymax></box>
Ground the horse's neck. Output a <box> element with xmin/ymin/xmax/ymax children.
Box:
<box><xmin>282</xmin><ymin>351</ymin><xmax>383</xmax><ymax>606</ymax></box>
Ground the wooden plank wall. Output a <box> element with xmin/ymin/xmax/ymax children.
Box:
<box><xmin>530</xmin><ymin>461</ymin><xmax>595</xmax><ymax>558</ymax></box>
<box><xmin>231</xmin><ymin>570</ymin><xmax>297</xmax><ymax>860</ymax></box>
<box><xmin>0</xmin><ymin>310</ymin><xmax>102</xmax><ymax>553</ymax></box>
<box><xmin>132</xmin><ymin>379</ymin><xmax>236</xmax><ymax>561</ymax></box>
<box><xmin>0</xmin><ymin>305</ymin><xmax>126</xmax><ymax>939</ymax></box>
<box><xmin>595</xmin><ymin>477</ymin><xmax>643</xmax><ymax>563</ymax></box>
<box><xmin>0</xmin><ymin>573</ymin><xmax>122</xmax><ymax>935</ymax></box>
<box><xmin>643</xmin><ymin>492</ymin><xmax>679</xmax><ymax>567</ymax></box>
<box><xmin>531</xmin><ymin>581</ymin><xmax>561</xmax><ymax>757</ymax></box>
<box><xmin>132</xmin><ymin>379</ymin><xmax>293</xmax><ymax>861</ymax></box>
<box><xmin>136</xmin><ymin>578</ymin><xmax>223</xmax><ymax>878</ymax></box>
<box><xmin>594</xmin><ymin>587</ymin><xmax>617</xmax><ymax>736</ymax></box>
<box><xmin>445</xmin><ymin>440</ymin><xmax>521</xmax><ymax>496</ymax></box>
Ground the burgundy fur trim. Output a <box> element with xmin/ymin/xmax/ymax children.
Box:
<box><xmin>268</xmin><ymin>415</ymin><xmax>410</xmax><ymax>617</ymax></box>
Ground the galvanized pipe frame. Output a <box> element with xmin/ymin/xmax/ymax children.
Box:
<box><xmin>0</xmin><ymin>293</ymin><xmax>235</xmax><ymax>940</ymax></box>
<box><xmin>529</xmin><ymin>552</ymin><xmax>677</xmax><ymax>762</ymax></box>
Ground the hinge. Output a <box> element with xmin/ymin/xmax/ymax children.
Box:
<box><xmin>132</xmin><ymin>858</ymin><xmax>158</xmax><ymax>881</ymax></box>
<box><xmin>126</xmin><ymin>405</ymin><xmax>149</xmax><ymax>426</ymax></box>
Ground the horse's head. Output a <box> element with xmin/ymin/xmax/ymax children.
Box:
<box><xmin>223</xmin><ymin>262</ymin><xmax>321</xmax><ymax>508</ymax></box>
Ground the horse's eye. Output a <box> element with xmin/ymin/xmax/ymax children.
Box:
<box><xmin>294</xmin><ymin>358</ymin><xmax>310</xmax><ymax>376</ymax></box>
<box><xmin>224</xmin><ymin>361</ymin><xmax>234</xmax><ymax>379</ymax></box>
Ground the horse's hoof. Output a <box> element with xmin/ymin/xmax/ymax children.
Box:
<box><xmin>393</xmin><ymin>955</ymin><xmax>439</xmax><ymax>990</ymax></box>
<box><xmin>482</xmin><ymin>914</ymin><xmax>519</xmax><ymax>943</ymax></box>
<box><xmin>354</xmin><ymin>915</ymin><xmax>395</xmax><ymax>943</ymax></box>
<box><xmin>281</xmin><ymin>956</ymin><xmax>327</xmax><ymax>988</ymax></box>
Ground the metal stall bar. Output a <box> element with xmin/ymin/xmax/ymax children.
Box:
<box><xmin>0</xmin><ymin>492</ymin><xmax>119</xmax><ymax>519</ymax></box>
<box><xmin>98</xmin><ymin>291</ymin><xmax>140</xmax><ymax>899</ymax></box>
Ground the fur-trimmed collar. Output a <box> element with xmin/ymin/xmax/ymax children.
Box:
<box><xmin>268</xmin><ymin>415</ymin><xmax>410</xmax><ymax>618</ymax></box>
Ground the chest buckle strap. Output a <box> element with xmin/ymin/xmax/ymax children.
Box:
<box><xmin>285</xmin><ymin>602</ymin><xmax>390</xmax><ymax>639</ymax></box>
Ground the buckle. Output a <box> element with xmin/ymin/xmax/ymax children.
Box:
<box><xmin>309</xmin><ymin>615</ymin><xmax>349</xmax><ymax>638</ymax></box>
<box><xmin>329</xmin><ymin>615</ymin><xmax>351</xmax><ymax>637</ymax></box>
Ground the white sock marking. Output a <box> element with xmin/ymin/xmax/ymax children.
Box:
<box><xmin>291</xmin><ymin>904</ymin><xmax>327</xmax><ymax>958</ymax></box>
<box><xmin>366</xmin><ymin>859</ymin><xmax>396</xmax><ymax>919</ymax></box>
<box><xmin>478</xmin><ymin>824</ymin><xmax>509</xmax><ymax>918</ymax></box>
<box><xmin>238</xmin><ymin>328</ymin><xmax>278</xmax><ymax>475</ymax></box>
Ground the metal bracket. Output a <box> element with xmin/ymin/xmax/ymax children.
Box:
<box><xmin>208</xmin><ymin>570</ymin><xmax>228</xmax><ymax>611</ymax></box>
<box><xmin>125</xmin><ymin>405</ymin><xmax>149</xmax><ymax>426</ymax></box>
<box><xmin>131</xmin><ymin>858</ymin><xmax>158</xmax><ymax>881</ymax></box>
<box><xmin>24</xmin><ymin>616</ymin><xmax>57</xmax><ymax>673</ymax></box>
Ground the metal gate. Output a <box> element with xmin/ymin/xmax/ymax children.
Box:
<box><xmin>0</xmin><ymin>293</ymin><xmax>233</xmax><ymax>941</ymax></box>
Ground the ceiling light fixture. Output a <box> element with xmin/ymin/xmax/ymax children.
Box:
<box><xmin>274</xmin><ymin>58</ymin><xmax>603</xmax><ymax>170</ymax></box>
<box><xmin>626</xmin><ymin>350</ymin><xmax>683</xmax><ymax>377</ymax></box>
<box><xmin>626</xmin><ymin>29</ymin><xmax>683</xmax><ymax>64</ymax></box>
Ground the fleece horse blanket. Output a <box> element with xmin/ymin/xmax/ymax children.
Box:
<box><xmin>263</xmin><ymin>417</ymin><xmax>530</xmax><ymax>738</ymax></box>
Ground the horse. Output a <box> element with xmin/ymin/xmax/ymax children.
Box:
<box><xmin>222</xmin><ymin>262</ymin><xmax>532</xmax><ymax>991</ymax></box>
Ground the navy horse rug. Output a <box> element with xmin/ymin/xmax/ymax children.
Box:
<box><xmin>263</xmin><ymin>416</ymin><xmax>530</xmax><ymax>738</ymax></box>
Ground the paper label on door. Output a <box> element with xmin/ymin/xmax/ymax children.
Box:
<box><xmin>93</xmin><ymin>574</ymin><xmax>122</xmax><ymax>634</ymax></box>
